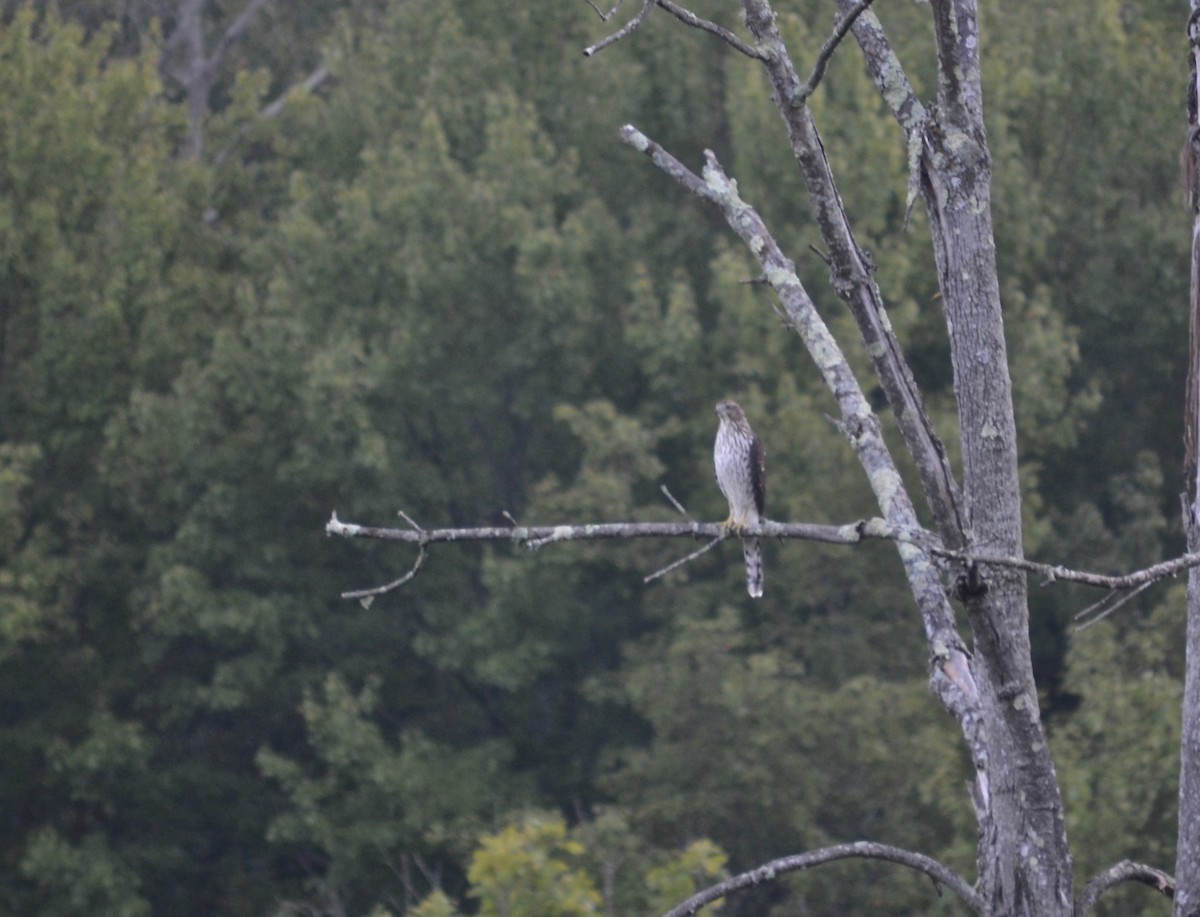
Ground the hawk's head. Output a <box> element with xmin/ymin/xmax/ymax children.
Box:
<box><xmin>715</xmin><ymin>400</ymin><xmax>746</xmax><ymax>423</ymax></box>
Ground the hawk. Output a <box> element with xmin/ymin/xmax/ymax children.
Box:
<box><xmin>714</xmin><ymin>400</ymin><xmax>766</xmax><ymax>598</ymax></box>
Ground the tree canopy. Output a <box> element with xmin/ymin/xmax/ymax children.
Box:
<box><xmin>0</xmin><ymin>1</ymin><xmax>1191</xmax><ymax>915</ymax></box>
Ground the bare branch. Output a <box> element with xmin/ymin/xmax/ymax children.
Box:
<box><xmin>341</xmin><ymin>545</ymin><xmax>427</xmax><ymax>603</ymax></box>
<box><xmin>327</xmin><ymin>512</ymin><xmax>930</xmax><ymax>550</ymax></box>
<box><xmin>796</xmin><ymin>0</ymin><xmax>879</xmax><ymax>103</ymax></box>
<box><xmin>619</xmin><ymin>122</ymin><xmax>985</xmax><ymax>804</ymax></box>
<box><xmin>644</xmin><ymin>536</ymin><xmax>723</xmax><ymax>584</ymax></box>
<box><xmin>208</xmin><ymin>0</ymin><xmax>271</xmax><ymax>74</ymax></box>
<box><xmin>655</xmin><ymin>0</ymin><xmax>768</xmax><ymax>59</ymax></box>
<box><xmin>737</xmin><ymin>0</ymin><xmax>967</xmax><ymax>551</ymax></box>
<box><xmin>661</xmin><ymin>841</ymin><xmax>984</xmax><ymax>917</ymax></box>
<box><xmin>659</xmin><ymin>484</ymin><xmax>697</xmax><ymax>523</ymax></box>
<box><xmin>835</xmin><ymin>0</ymin><xmax>925</xmax><ymax>137</ymax></box>
<box><xmin>1075</xmin><ymin>859</ymin><xmax>1174</xmax><ymax>913</ymax></box>
<box><xmin>331</xmin><ymin>501</ymin><xmax>1200</xmax><ymax>600</ymax></box>
<box><xmin>580</xmin><ymin>0</ymin><xmax>622</xmax><ymax>20</ymax></box>
<box><xmin>212</xmin><ymin>63</ymin><xmax>334</xmax><ymax>168</ymax></box>
<box><xmin>261</xmin><ymin>64</ymin><xmax>332</xmax><ymax>119</ymax></box>
<box><xmin>1074</xmin><ymin>581</ymin><xmax>1154</xmax><ymax>632</ymax></box>
<box><xmin>583</xmin><ymin>0</ymin><xmax>654</xmax><ymax>56</ymax></box>
<box><xmin>934</xmin><ymin>546</ymin><xmax>1200</xmax><ymax>592</ymax></box>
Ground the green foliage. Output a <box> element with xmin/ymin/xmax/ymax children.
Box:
<box><xmin>0</xmin><ymin>0</ymin><xmax>1194</xmax><ymax>915</ymax></box>
<box><xmin>644</xmin><ymin>838</ymin><xmax>728</xmax><ymax>914</ymax></box>
<box><xmin>20</xmin><ymin>828</ymin><xmax>150</xmax><ymax>917</ymax></box>
<box><xmin>1052</xmin><ymin>587</ymin><xmax>1184</xmax><ymax>917</ymax></box>
<box><xmin>467</xmin><ymin>814</ymin><xmax>600</xmax><ymax>917</ymax></box>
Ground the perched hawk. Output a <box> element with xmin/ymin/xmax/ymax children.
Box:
<box><xmin>714</xmin><ymin>400</ymin><xmax>766</xmax><ymax>598</ymax></box>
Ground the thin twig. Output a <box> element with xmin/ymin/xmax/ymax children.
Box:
<box><xmin>1075</xmin><ymin>858</ymin><xmax>1174</xmax><ymax>913</ymax></box>
<box><xmin>397</xmin><ymin>509</ymin><xmax>423</xmax><ymax>532</ymax></box>
<box><xmin>1074</xmin><ymin>581</ymin><xmax>1154</xmax><ymax>632</ymax></box>
<box><xmin>661</xmin><ymin>841</ymin><xmax>984</xmax><ymax>917</ymax></box>
<box><xmin>660</xmin><ymin>484</ymin><xmax>697</xmax><ymax>522</ymax></box>
<box><xmin>341</xmin><ymin>545</ymin><xmax>427</xmax><ymax>603</ymax></box>
<box><xmin>644</xmin><ymin>536</ymin><xmax>723</xmax><ymax>584</ymax></box>
<box><xmin>655</xmin><ymin>0</ymin><xmax>768</xmax><ymax>59</ymax></box>
<box><xmin>583</xmin><ymin>0</ymin><xmax>654</xmax><ymax>56</ymax></box>
<box><xmin>796</xmin><ymin>0</ymin><xmax>879</xmax><ymax>103</ymax></box>
<box><xmin>580</xmin><ymin>0</ymin><xmax>622</xmax><ymax>20</ymax></box>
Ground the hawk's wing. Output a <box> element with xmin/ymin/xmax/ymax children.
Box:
<box><xmin>750</xmin><ymin>433</ymin><xmax>766</xmax><ymax>519</ymax></box>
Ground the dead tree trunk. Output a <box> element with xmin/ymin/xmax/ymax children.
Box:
<box><xmin>738</xmin><ymin>0</ymin><xmax>1073</xmax><ymax>910</ymax></box>
<box><xmin>159</xmin><ymin>0</ymin><xmax>270</xmax><ymax>159</ymax></box>
<box><xmin>1176</xmin><ymin>6</ymin><xmax>1200</xmax><ymax>914</ymax></box>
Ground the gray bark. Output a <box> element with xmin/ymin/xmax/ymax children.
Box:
<box><xmin>733</xmin><ymin>0</ymin><xmax>1073</xmax><ymax>910</ymax></box>
<box><xmin>159</xmin><ymin>0</ymin><xmax>270</xmax><ymax>159</ymax></box>
<box><xmin>1176</xmin><ymin>8</ymin><xmax>1200</xmax><ymax>914</ymax></box>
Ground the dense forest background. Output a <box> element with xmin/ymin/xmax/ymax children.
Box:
<box><xmin>0</xmin><ymin>0</ymin><xmax>1189</xmax><ymax>914</ymax></box>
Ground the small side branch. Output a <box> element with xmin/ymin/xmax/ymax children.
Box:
<box><xmin>341</xmin><ymin>546</ymin><xmax>427</xmax><ymax>603</ymax></box>
<box><xmin>583</xmin><ymin>0</ymin><xmax>654</xmax><ymax>56</ymax></box>
<box><xmin>656</xmin><ymin>0</ymin><xmax>768</xmax><ymax>59</ymax></box>
<box><xmin>583</xmin><ymin>0</ymin><xmax>767</xmax><ymax>59</ymax></box>
<box><xmin>661</xmin><ymin>841</ymin><xmax>984</xmax><ymax>917</ymax></box>
<box><xmin>1075</xmin><ymin>859</ymin><xmax>1174</xmax><ymax>913</ymax></box>
<box><xmin>796</xmin><ymin>0</ymin><xmax>878</xmax><ymax>103</ymax></box>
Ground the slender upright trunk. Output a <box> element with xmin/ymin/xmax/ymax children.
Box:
<box><xmin>1175</xmin><ymin>10</ymin><xmax>1200</xmax><ymax>911</ymax></box>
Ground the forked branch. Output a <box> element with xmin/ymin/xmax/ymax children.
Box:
<box><xmin>584</xmin><ymin>0</ymin><xmax>767</xmax><ymax>59</ymax></box>
<box><xmin>660</xmin><ymin>841</ymin><xmax>984</xmax><ymax>917</ymax></box>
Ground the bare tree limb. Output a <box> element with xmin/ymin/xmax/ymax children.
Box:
<box><xmin>643</xmin><ymin>536</ymin><xmax>723</xmax><ymax>584</ymax></box>
<box><xmin>208</xmin><ymin>0</ymin><xmax>272</xmax><ymax>73</ymax></box>
<box><xmin>261</xmin><ymin>64</ymin><xmax>332</xmax><ymax>119</ymax></box>
<box><xmin>583</xmin><ymin>0</ymin><xmax>767</xmax><ymax>59</ymax></box>
<box><xmin>579</xmin><ymin>0</ymin><xmax>622</xmax><ymax>20</ymax></box>
<box><xmin>737</xmin><ymin>0</ymin><xmax>968</xmax><ymax>553</ymax></box>
<box><xmin>1073</xmin><ymin>581</ymin><xmax>1155</xmax><ymax>632</ymax></box>
<box><xmin>160</xmin><ymin>0</ymin><xmax>272</xmax><ymax>159</ymax></box>
<box><xmin>660</xmin><ymin>841</ymin><xmax>984</xmax><ymax>917</ymax></box>
<box><xmin>341</xmin><ymin>545</ymin><xmax>427</xmax><ymax>603</ymax></box>
<box><xmin>796</xmin><ymin>0</ymin><xmax>879</xmax><ymax>103</ymax></box>
<box><xmin>619</xmin><ymin>122</ymin><xmax>986</xmax><ymax>809</ymax></box>
<box><xmin>583</xmin><ymin>0</ymin><xmax>654</xmax><ymax>56</ymax></box>
<box><xmin>327</xmin><ymin>512</ymin><xmax>931</xmax><ymax>550</ymax></box>
<box><xmin>835</xmin><ymin>0</ymin><xmax>926</xmax><ymax>136</ymax></box>
<box><xmin>655</xmin><ymin>0</ymin><xmax>768</xmax><ymax>59</ymax></box>
<box><xmin>933</xmin><ymin>547</ymin><xmax>1200</xmax><ymax>592</ymax></box>
<box><xmin>330</xmin><ymin>506</ymin><xmax>1200</xmax><ymax>598</ymax></box>
<box><xmin>1075</xmin><ymin>859</ymin><xmax>1174</xmax><ymax>914</ymax></box>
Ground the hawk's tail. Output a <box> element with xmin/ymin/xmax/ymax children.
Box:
<box><xmin>743</xmin><ymin>537</ymin><xmax>763</xmax><ymax>598</ymax></box>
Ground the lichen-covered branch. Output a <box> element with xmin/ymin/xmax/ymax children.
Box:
<box><xmin>737</xmin><ymin>0</ymin><xmax>967</xmax><ymax>553</ymax></box>
<box><xmin>660</xmin><ymin>841</ymin><xmax>984</xmax><ymax>917</ymax></box>
<box><xmin>327</xmin><ymin>512</ymin><xmax>931</xmax><ymax>550</ymax></box>
<box><xmin>330</xmin><ymin>509</ymin><xmax>1200</xmax><ymax>594</ymax></box>
<box><xmin>619</xmin><ymin>122</ymin><xmax>986</xmax><ymax>812</ymax></box>
<box><xmin>1075</xmin><ymin>859</ymin><xmax>1174</xmax><ymax>914</ymax></box>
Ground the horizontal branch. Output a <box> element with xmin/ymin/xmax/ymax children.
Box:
<box><xmin>661</xmin><ymin>841</ymin><xmax>983</xmax><ymax>917</ymax></box>
<box><xmin>329</xmin><ymin>511</ymin><xmax>1200</xmax><ymax>596</ymax></box>
<box><xmin>326</xmin><ymin>512</ymin><xmax>928</xmax><ymax>550</ymax></box>
<box><xmin>937</xmin><ymin>546</ymin><xmax>1200</xmax><ymax>591</ymax></box>
<box><xmin>1074</xmin><ymin>858</ymin><xmax>1174</xmax><ymax>913</ymax></box>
